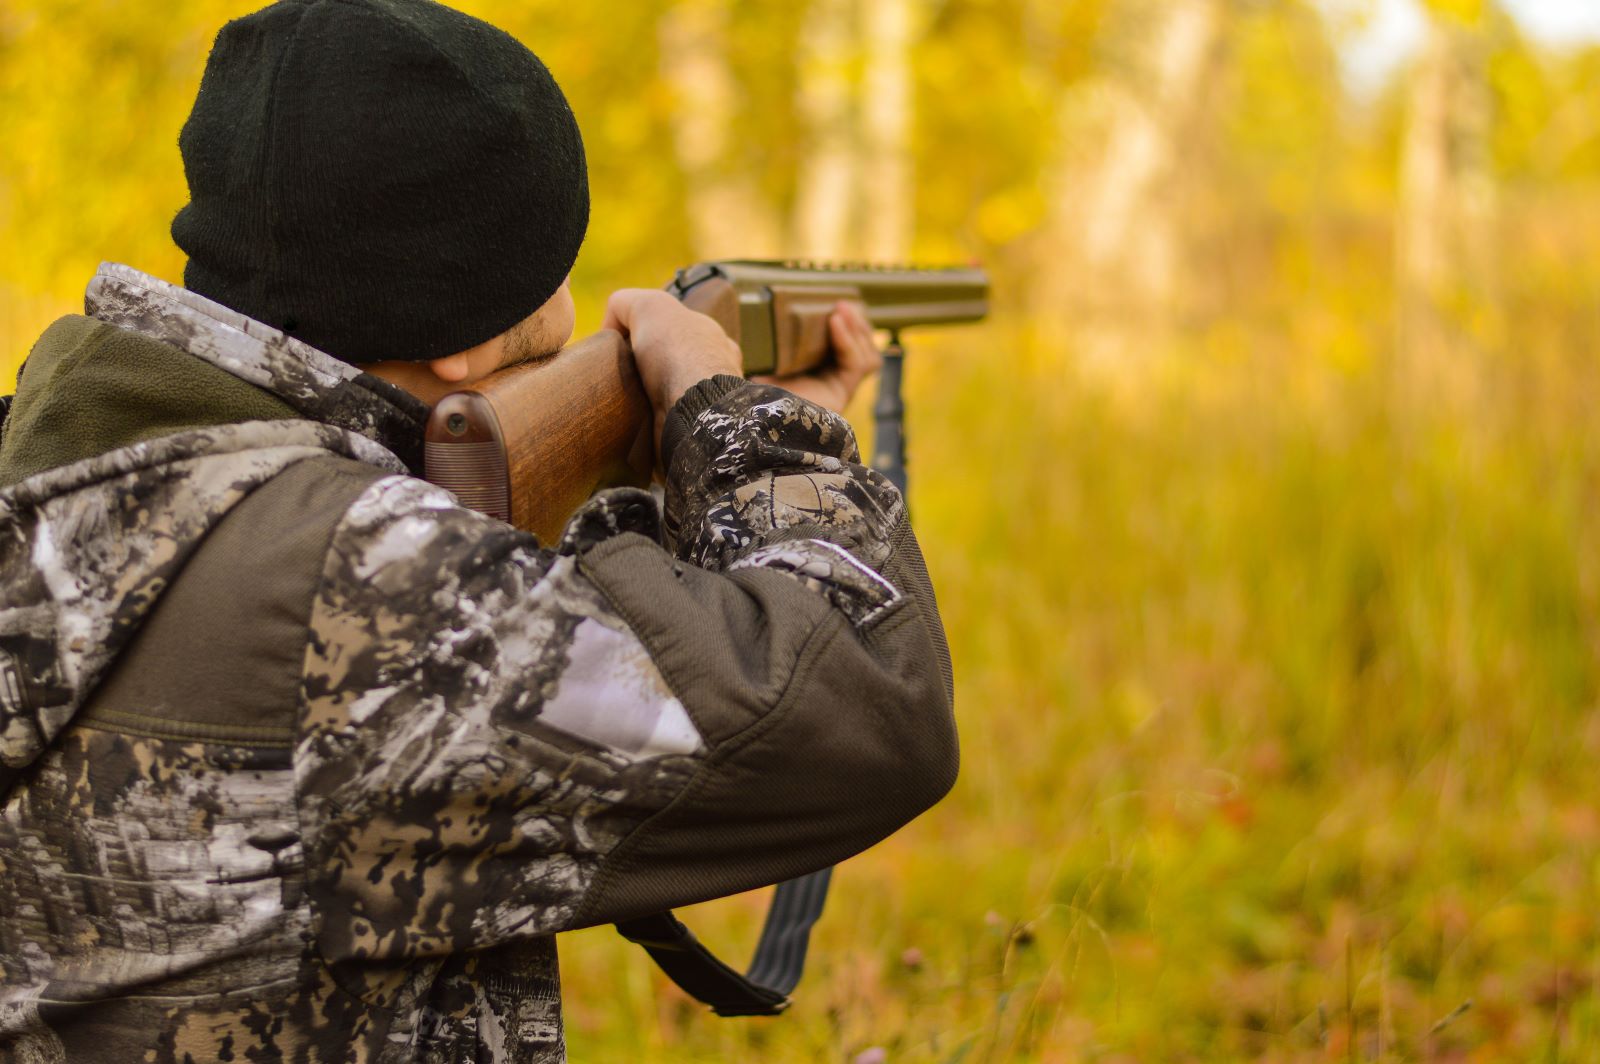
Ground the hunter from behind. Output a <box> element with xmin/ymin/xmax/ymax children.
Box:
<box><xmin>0</xmin><ymin>1</ymin><xmax>959</xmax><ymax>1063</ymax></box>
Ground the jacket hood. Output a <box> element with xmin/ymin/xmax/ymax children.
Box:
<box><xmin>84</xmin><ymin>264</ymin><xmax>429</xmax><ymax>472</ymax></box>
<box><xmin>0</xmin><ymin>265</ymin><xmax>416</xmax><ymax>792</ymax></box>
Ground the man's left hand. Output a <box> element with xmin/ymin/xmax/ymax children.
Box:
<box><xmin>753</xmin><ymin>301</ymin><xmax>882</xmax><ymax>413</ymax></box>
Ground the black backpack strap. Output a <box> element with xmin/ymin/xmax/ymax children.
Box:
<box><xmin>616</xmin><ymin>867</ymin><xmax>832</xmax><ymax>1017</ymax></box>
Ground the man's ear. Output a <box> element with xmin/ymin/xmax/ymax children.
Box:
<box><xmin>428</xmin><ymin>351</ymin><xmax>472</xmax><ymax>382</ymax></box>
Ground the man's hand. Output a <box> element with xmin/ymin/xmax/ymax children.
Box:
<box><xmin>753</xmin><ymin>300</ymin><xmax>882</xmax><ymax>413</ymax></box>
<box><xmin>602</xmin><ymin>291</ymin><xmax>882</xmax><ymax>458</ymax></box>
<box><xmin>603</xmin><ymin>288</ymin><xmax>743</xmax><ymax>453</ymax></box>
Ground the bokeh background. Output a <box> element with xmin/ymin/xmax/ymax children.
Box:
<box><xmin>5</xmin><ymin>0</ymin><xmax>1600</xmax><ymax>1059</ymax></box>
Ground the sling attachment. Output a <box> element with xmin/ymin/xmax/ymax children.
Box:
<box><xmin>616</xmin><ymin>866</ymin><xmax>833</xmax><ymax>1018</ymax></box>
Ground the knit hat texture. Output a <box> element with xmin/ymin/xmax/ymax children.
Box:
<box><xmin>172</xmin><ymin>0</ymin><xmax>588</xmax><ymax>364</ymax></box>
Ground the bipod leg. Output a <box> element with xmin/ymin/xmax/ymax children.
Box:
<box><xmin>872</xmin><ymin>332</ymin><xmax>908</xmax><ymax>496</ymax></box>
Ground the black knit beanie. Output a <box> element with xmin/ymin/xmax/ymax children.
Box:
<box><xmin>172</xmin><ymin>0</ymin><xmax>588</xmax><ymax>364</ymax></box>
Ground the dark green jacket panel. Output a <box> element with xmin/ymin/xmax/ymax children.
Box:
<box><xmin>0</xmin><ymin>314</ymin><xmax>296</xmax><ymax>487</ymax></box>
<box><xmin>78</xmin><ymin>455</ymin><xmax>386</xmax><ymax>747</ymax></box>
<box><xmin>571</xmin><ymin>519</ymin><xmax>958</xmax><ymax>926</ymax></box>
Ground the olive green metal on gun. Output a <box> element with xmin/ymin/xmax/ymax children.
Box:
<box><xmin>667</xmin><ymin>259</ymin><xmax>989</xmax><ymax>376</ymax></box>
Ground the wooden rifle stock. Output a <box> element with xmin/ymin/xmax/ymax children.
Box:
<box><xmin>423</xmin><ymin>330</ymin><xmax>652</xmax><ymax>544</ymax></box>
<box><xmin>425</xmin><ymin>260</ymin><xmax>989</xmax><ymax>541</ymax></box>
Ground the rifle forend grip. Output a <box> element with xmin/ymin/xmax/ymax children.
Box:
<box><xmin>424</xmin><ymin>329</ymin><xmax>654</xmax><ymax>543</ymax></box>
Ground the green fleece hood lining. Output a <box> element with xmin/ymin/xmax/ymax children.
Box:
<box><xmin>0</xmin><ymin>315</ymin><xmax>298</xmax><ymax>488</ymax></box>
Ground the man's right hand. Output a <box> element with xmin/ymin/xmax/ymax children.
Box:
<box><xmin>602</xmin><ymin>289</ymin><xmax>742</xmax><ymax>455</ymax></box>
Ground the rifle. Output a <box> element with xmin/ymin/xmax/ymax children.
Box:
<box><xmin>422</xmin><ymin>258</ymin><xmax>988</xmax><ymax>1017</ymax></box>
<box><xmin>423</xmin><ymin>260</ymin><xmax>988</xmax><ymax>542</ymax></box>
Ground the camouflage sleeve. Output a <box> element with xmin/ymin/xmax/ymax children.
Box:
<box><xmin>295</xmin><ymin>379</ymin><xmax>956</xmax><ymax>967</ymax></box>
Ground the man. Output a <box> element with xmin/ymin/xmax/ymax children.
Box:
<box><xmin>0</xmin><ymin>0</ymin><xmax>957</xmax><ymax>1061</ymax></box>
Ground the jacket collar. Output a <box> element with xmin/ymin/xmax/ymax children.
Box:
<box><xmin>85</xmin><ymin>264</ymin><xmax>429</xmax><ymax>472</ymax></box>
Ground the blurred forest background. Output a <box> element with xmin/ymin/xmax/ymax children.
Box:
<box><xmin>4</xmin><ymin>0</ymin><xmax>1600</xmax><ymax>1059</ymax></box>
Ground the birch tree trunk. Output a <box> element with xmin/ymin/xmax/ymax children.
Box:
<box><xmin>660</xmin><ymin>0</ymin><xmax>781</xmax><ymax>258</ymax></box>
<box><xmin>1038</xmin><ymin>0</ymin><xmax>1225</xmax><ymax>367</ymax></box>
<box><xmin>861</xmin><ymin>0</ymin><xmax>914</xmax><ymax>263</ymax></box>
<box><xmin>1396</xmin><ymin>16</ymin><xmax>1496</xmax><ymax>399</ymax></box>
<box><xmin>793</xmin><ymin>0</ymin><xmax>859</xmax><ymax>260</ymax></box>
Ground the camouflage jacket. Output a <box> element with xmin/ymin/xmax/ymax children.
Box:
<box><xmin>0</xmin><ymin>265</ymin><xmax>957</xmax><ymax>1063</ymax></box>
